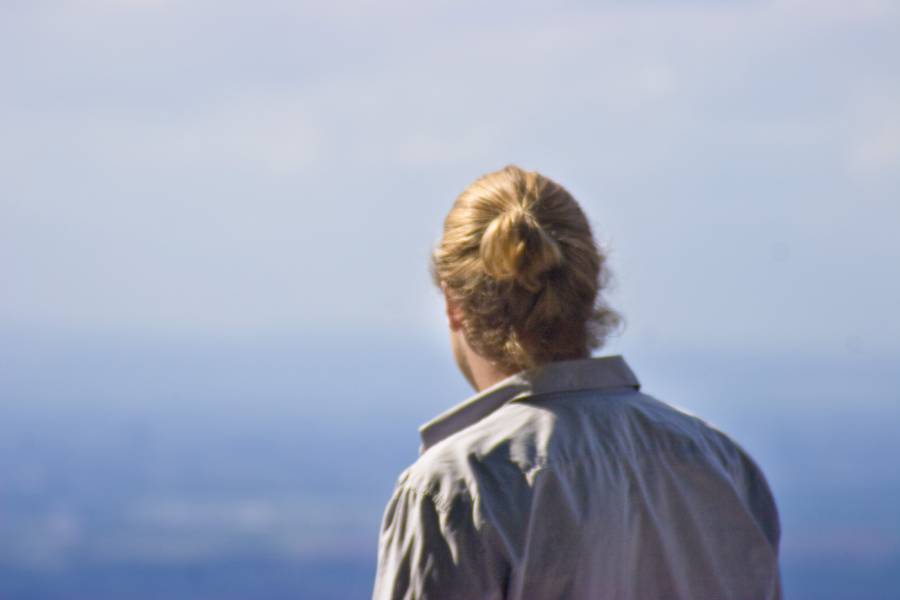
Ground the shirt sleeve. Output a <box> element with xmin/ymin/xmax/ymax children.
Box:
<box><xmin>372</xmin><ymin>481</ymin><xmax>507</xmax><ymax>600</ymax></box>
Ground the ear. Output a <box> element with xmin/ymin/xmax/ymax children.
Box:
<box><xmin>441</xmin><ymin>282</ymin><xmax>465</xmax><ymax>331</ymax></box>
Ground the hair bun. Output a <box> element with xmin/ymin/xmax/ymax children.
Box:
<box><xmin>479</xmin><ymin>205</ymin><xmax>563</xmax><ymax>291</ymax></box>
<box><xmin>433</xmin><ymin>164</ymin><xmax>620</xmax><ymax>372</ymax></box>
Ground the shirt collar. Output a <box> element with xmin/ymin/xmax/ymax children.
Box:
<box><xmin>418</xmin><ymin>354</ymin><xmax>640</xmax><ymax>453</ymax></box>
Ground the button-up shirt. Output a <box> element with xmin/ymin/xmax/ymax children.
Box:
<box><xmin>372</xmin><ymin>355</ymin><xmax>782</xmax><ymax>599</ymax></box>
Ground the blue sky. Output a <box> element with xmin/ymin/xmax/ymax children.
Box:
<box><xmin>2</xmin><ymin>0</ymin><xmax>898</xmax><ymax>359</ymax></box>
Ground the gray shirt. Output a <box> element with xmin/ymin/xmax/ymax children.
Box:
<box><xmin>372</xmin><ymin>355</ymin><xmax>782</xmax><ymax>599</ymax></box>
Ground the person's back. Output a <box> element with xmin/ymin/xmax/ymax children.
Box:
<box><xmin>372</xmin><ymin>166</ymin><xmax>781</xmax><ymax>599</ymax></box>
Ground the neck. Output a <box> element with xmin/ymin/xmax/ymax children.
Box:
<box><xmin>469</xmin><ymin>353</ymin><xmax>513</xmax><ymax>391</ymax></box>
<box><xmin>454</xmin><ymin>329</ymin><xmax>514</xmax><ymax>391</ymax></box>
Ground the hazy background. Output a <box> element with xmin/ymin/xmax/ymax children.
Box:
<box><xmin>2</xmin><ymin>0</ymin><xmax>899</xmax><ymax>598</ymax></box>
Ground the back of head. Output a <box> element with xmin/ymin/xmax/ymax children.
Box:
<box><xmin>432</xmin><ymin>165</ymin><xmax>620</xmax><ymax>374</ymax></box>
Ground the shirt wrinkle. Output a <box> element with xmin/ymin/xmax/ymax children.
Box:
<box><xmin>398</xmin><ymin>480</ymin><xmax>472</xmax><ymax>516</ymax></box>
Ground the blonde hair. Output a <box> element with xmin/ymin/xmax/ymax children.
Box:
<box><xmin>431</xmin><ymin>165</ymin><xmax>621</xmax><ymax>374</ymax></box>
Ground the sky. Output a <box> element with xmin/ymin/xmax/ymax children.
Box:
<box><xmin>2</xmin><ymin>0</ymin><xmax>899</xmax><ymax>359</ymax></box>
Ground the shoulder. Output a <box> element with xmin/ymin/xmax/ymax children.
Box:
<box><xmin>402</xmin><ymin>387</ymin><xmax>651</xmax><ymax>500</ymax></box>
<box><xmin>627</xmin><ymin>392</ymin><xmax>781</xmax><ymax>546</ymax></box>
<box><xmin>399</xmin><ymin>401</ymin><xmax>553</xmax><ymax>511</ymax></box>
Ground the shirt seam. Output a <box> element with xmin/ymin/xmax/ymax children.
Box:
<box><xmin>407</xmin><ymin>434</ymin><xmax>737</xmax><ymax>514</ymax></box>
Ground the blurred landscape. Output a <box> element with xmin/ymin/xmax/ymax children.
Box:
<box><xmin>2</xmin><ymin>2</ymin><xmax>898</xmax><ymax>598</ymax></box>
<box><xmin>1</xmin><ymin>329</ymin><xmax>897</xmax><ymax>599</ymax></box>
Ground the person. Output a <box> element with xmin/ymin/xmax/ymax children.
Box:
<box><xmin>371</xmin><ymin>165</ymin><xmax>782</xmax><ymax>599</ymax></box>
